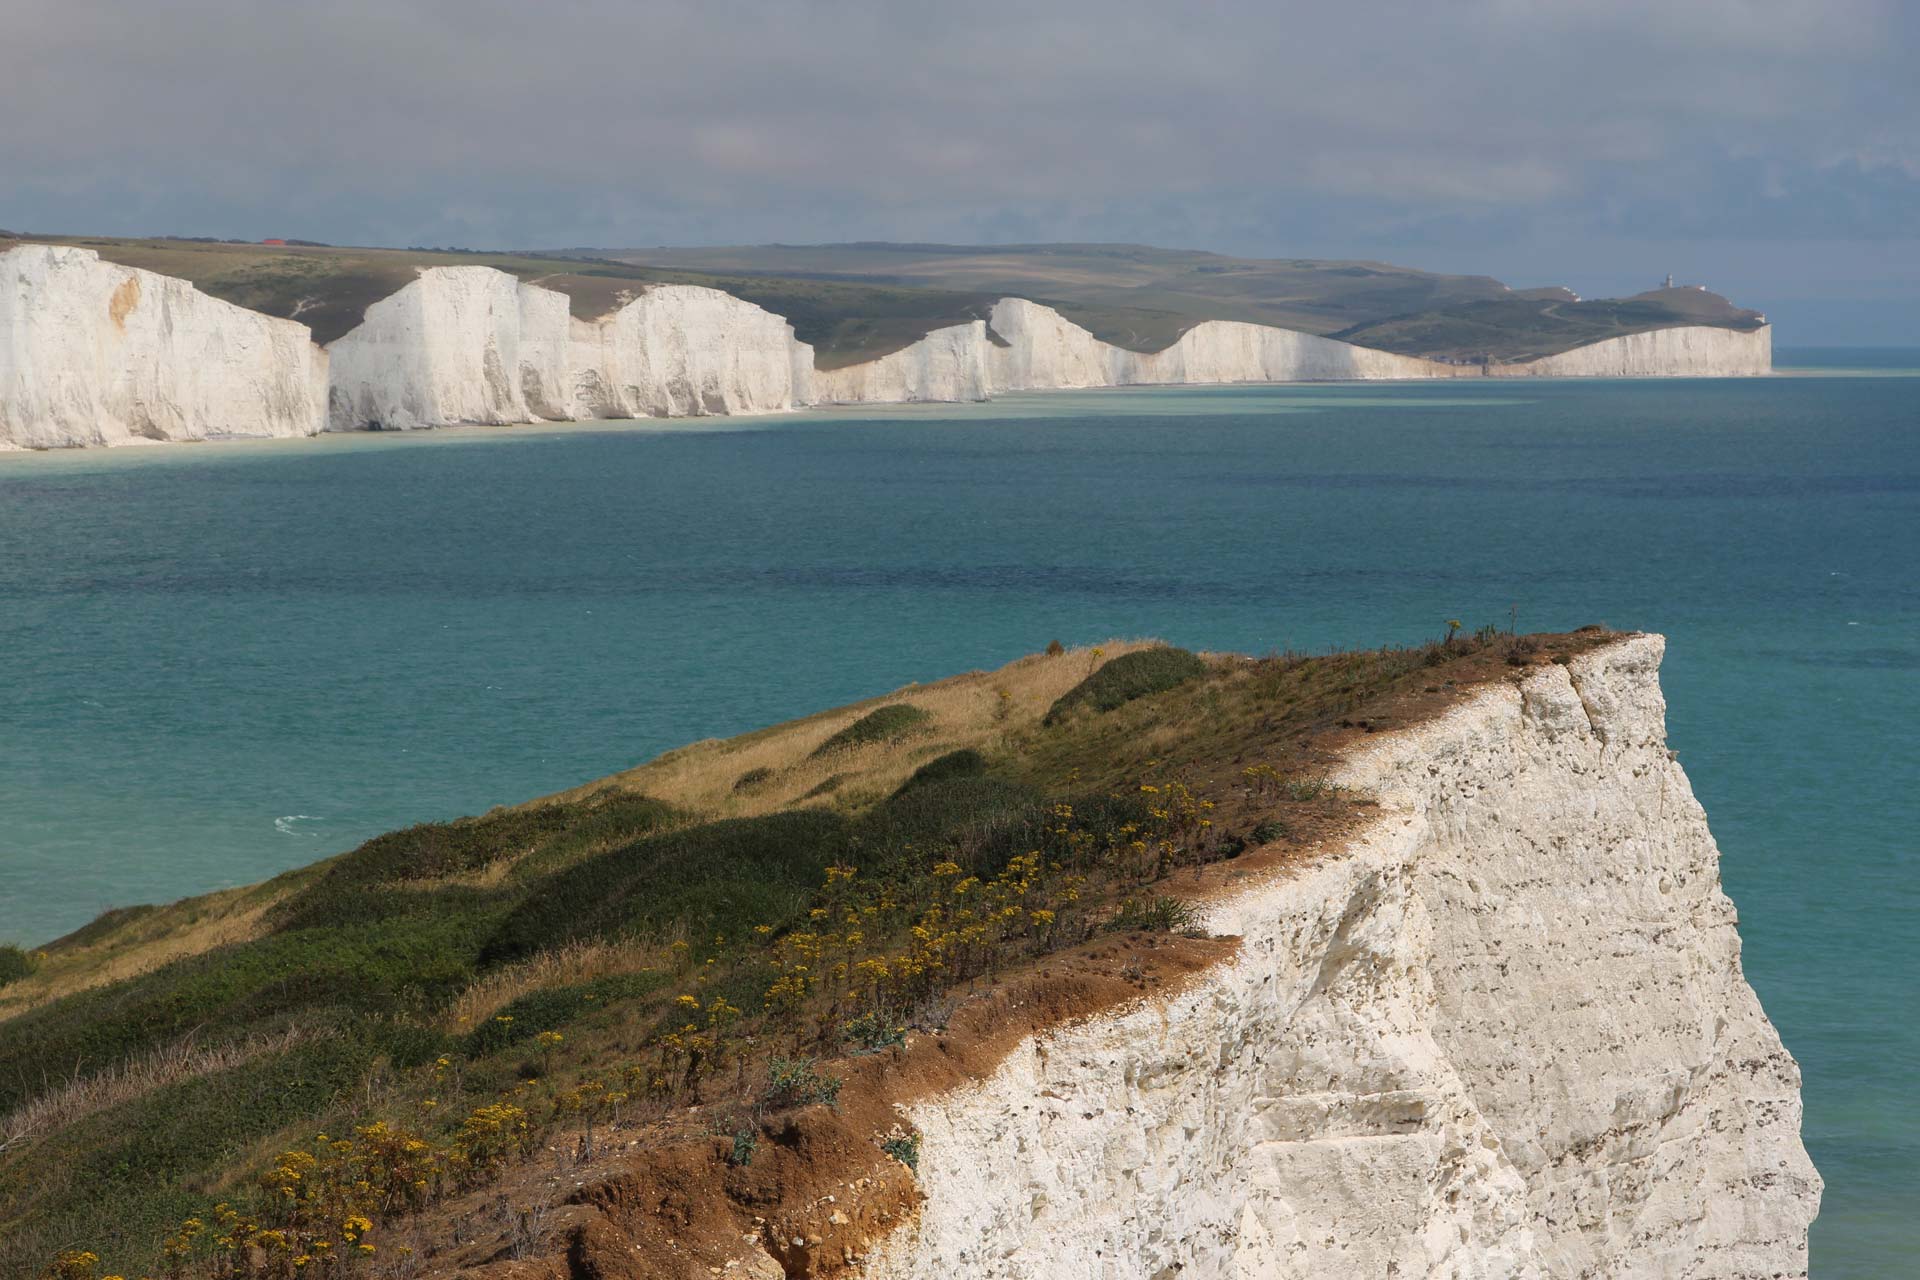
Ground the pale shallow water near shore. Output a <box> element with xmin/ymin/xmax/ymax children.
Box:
<box><xmin>0</xmin><ymin>351</ymin><xmax>1914</xmax><ymax>1273</ymax></box>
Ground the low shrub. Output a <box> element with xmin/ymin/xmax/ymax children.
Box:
<box><xmin>842</xmin><ymin>1010</ymin><xmax>906</xmax><ymax>1052</ymax></box>
<box><xmin>273</xmin><ymin>792</ymin><xmax>677</xmax><ymax>931</ymax></box>
<box><xmin>1043</xmin><ymin>647</ymin><xmax>1207</xmax><ymax>725</ymax></box>
<box><xmin>733</xmin><ymin>767</ymin><xmax>775</xmax><ymax>792</ymax></box>
<box><xmin>890</xmin><ymin>748</ymin><xmax>987</xmax><ymax>797</ymax></box>
<box><xmin>1109</xmin><ymin>895</ymin><xmax>1202</xmax><ymax>934</ymax></box>
<box><xmin>0</xmin><ymin>943</ymin><xmax>36</xmax><ymax>987</ymax></box>
<box><xmin>765</xmin><ymin>1057</ymin><xmax>842</xmax><ymax>1109</ymax></box>
<box><xmin>481</xmin><ymin>811</ymin><xmax>851</xmax><ymax>965</ymax></box>
<box><xmin>461</xmin><ymin>971</ymin><xmax>667</xmax><ymax>1058</ymax></box>
<box><xmin>880</xmin><ymin>1133</ymin><xmax>920</xmax><ymax>1171</ymax></box>
<box><xmin>860</xmin><ymin>777</ymin><xmax>1043</xmax><ymax>863</ymax></box>
<box><xmin>728</xmin><ymin>1127</ymin><xmax>758</xmax><ymax>1167</ymax></box>
<box><xmin>811</xmin><ymin>705</ymin><xmax>931</xmax><ymax>756</ymax></box>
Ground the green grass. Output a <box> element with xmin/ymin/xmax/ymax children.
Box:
<box><xmin>811</xmin><ymin>704</ymin><xmax>932</xmax><ymax>756</ymax></box>
<box><xmin>0</xmin><ymin>1032</ymin><xmax>373</xmax><ymax>1276</ymax></box>
<box><xmin>0</xmin><ymin>911</ymin><xmax>500</xmax><ymax>1115</ymax></box>
<box><xmin>1109</xmin><ymin>895</ymin><xmax>1204</xmax><ymax>934</ymax></box>
<box><xmin>1044</xmin><ymin>647</ymin><xmax>1208</xmax><ymax>725</ymax></box>
<box><xmin>480</xmin><ymin>811</ymin><xmax>852</xmax><ymax>965</ymax></box>
<box><xmin>1331</xmin><ymin>291</ymin><xmax>1764</xmax><ymax>362</ymax></box>
<box><xmin>462</xmin><ymin>972</ymin><xmax>670</xmax><ymax>1058</ymax></box>
<box><xmin>608</xmin><ymin>242</ymin><xmax>1525</xmax><ymax>342</ymax></box>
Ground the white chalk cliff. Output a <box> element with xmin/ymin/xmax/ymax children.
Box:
<box><xmin>0</xmin><ymin>245</ymin><xmax>326</xmax><ymax>449</ymax></box>
<box><xmin>1489</xmin><ymin>325</ymin><xmax>1773</xmax><ymax>378</ymax></box>
<box><xmin>990</xmin><ymin>297</ymin><xmax>1467</xmax><ymax>390</ymax></box>
<box><xmin>810</xmin><ymin>300</ymin><xmax>1469</xmax><ymax>406</ymax></box>
<box><xmin>864</xmin><ymin>636</ymin><xmax>1819</xmax><ymax>1279</ymax></box>
<box><xmin>324</xmin><ymin>268</ymin><xmax>815</xmax><ymax>431</ymax></box>
<box><xmin>0</xmin><ymin>253</ymin><xmax>1773</xmax><ymax>449</ymax></box>
<box><xmin>813</xmin><ymin>322</ymin><xmax>996</xmax><ymax>405</ymax></box>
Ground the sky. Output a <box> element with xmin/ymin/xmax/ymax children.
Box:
<box><xmin>4</xmin><ymin>0</ymin><xmax>1917</xmax><ymax>343</ymax></box>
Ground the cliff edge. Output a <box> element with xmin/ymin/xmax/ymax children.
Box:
<box><xmin>0</xmin><ymin>633</ymin><xmax>1818</xmax><ymax>1277</ymax></box>
<box><xmin>860</xmin><ymin>636</ymin><xmax>1818</xmax><ymax>1278</ymax></box>
<box><xmin>0</xmin><ymin>245</ymin><xmax>327</xmax><ymax>449</ymax></box>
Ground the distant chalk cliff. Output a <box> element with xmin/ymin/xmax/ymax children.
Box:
<box><xmin>0</xmin><ymin>245</ymin><xmax>326</xmax><ymax>449</ymax></box>
<box><xmin>0</xmin><ymin>247</ymin><xmax>1771</xmax><ymax>451</ymax></box>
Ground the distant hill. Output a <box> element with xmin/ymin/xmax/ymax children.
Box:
<box><xmin>604</xmin><ymin>243</ymin><xmax>1765</xmax><ymax>362</ymax></box>
<box><xmin>1</xmin><ymin>233</ymin><xmax>1764</xmax><ymax>364</ymax></box>
<box><xmin>1331</xmin><ymin>287</ymin><xmax>1766</xmax><ymax>362</ymax></box>
<box><xmin>600</xmin><ymin>242</ymin><xmax>1505</xmax><ymax>353</ymax></box>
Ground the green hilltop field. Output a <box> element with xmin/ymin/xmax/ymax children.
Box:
<box><xmin>606</xmin><ymin>241</ymin><xmax>1766</xmax><ymax>361</ymax></box>
<box><xmin>2</xmin><ymin>230</ymin><xmax>1763</xmax><ymax>367</ymax></box>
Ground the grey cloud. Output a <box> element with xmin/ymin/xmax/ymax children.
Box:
<box><xmin>2</xmin><ymin>0</ymin><xmax>1915</xmax><ymax>338</ymax></box>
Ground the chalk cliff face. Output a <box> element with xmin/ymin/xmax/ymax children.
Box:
<box><xmin>984</xmin><ymin>297</ymin><xmax>1466</xmax><ymax>390</ymax></box>
<box><xmin>813</xmin><ymin>322</ymin><xmax>996</xmax><ymax>404</ymax></box>
<box><xmin>0</xmin><ymin>245</ymin><xmax>326</xmax><ymax>449</ymax></box>
<box><xmin>325</xmin><ymin>268</ymin><xmax>814</xmax><ymax>430</ymax></box>
<box><xmin>571</xmin><ymin>283</ymin><xmax>817</xmax><ymax>419</ymax></box>
<box><xmin>864</xmin><ymin>636</ymin><xmax>1819</xmax><ymax>1279</ymax></box>
<box><xmin>0</xmin><ymin>252</ymin><xmax>1775</xmax><ymax>448</ymax></box>
<box><xmin>1492</xmin><ymin>325</ymin><xmax>1772</xmax><ymax>378</ymax></box>
<box><xmin>324</xmin><ymin>266</ymin><xmax>554</xmax><ymax>431</ymax></box>
<box><xmin>810</xmin><ymin>299</ymin><xmax>1465</xmax><ymax>405</ymax></box>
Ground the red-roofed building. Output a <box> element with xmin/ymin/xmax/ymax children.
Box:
<box><xmin>261</xmin><ymin>239</ymin><xmax>287</xmax><ymax>246</ymax></box>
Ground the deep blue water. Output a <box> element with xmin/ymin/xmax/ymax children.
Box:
<box><xmin>1</xmin><ymin>364</ymin><xmax>1914</xmax><ymax>1273</ymax></box>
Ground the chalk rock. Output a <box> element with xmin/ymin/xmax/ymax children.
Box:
<box><xmin>813</xmin><ymin>322</ymin><xmax>994</xmax><ymax>404</ymax></box>
<box><xmin>325</xmin><ymin>267</ymin><xmax>813</xmax><ymax>430</ymax></box>
<box><xmin>1491</xmin><ymin>325</ymin><xmax>1772</xmax><ymax>377</ymax></box>
<box><xmin>571</xmin><ymin>284</ymin><xmax>816</xmax><ymax>419</ymax></box>
<box><xmin>862</xmin><ymin>636</ymin><xmax>1819</xmax><ymax>1279</ymax></box>
<box><xmin>987</xmin><ymin>297</ymin><xmax>1467</xmax><ymax>390</ymax></box>
<box><xmin>0</xmin><ymin>244</ymin><xmax>326</xmax><ymax>449</ymax></box>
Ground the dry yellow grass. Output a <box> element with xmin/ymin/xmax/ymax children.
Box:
<box><xmin>1</xmin><ymin>641</ymin><xmax>1157</xmax><ymax>1027</ymax></box>
<box><xmin>0</xmin><ymin>883</ymin><xmax>292</xmax><ymax>1023</ymax></box>
<box><xmin>548</xmin><ymin>639</ymin><xmax>1158</xmax><ymax>819</ymax></box>
<box><xmin>0</xmin><ymin>1023</ymin><xmax>313</xmax><ymax>1155</ymax></box>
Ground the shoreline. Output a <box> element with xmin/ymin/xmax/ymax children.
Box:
<box><xmin>13</xmin><ymin>366</ymin><xmax>1893</xmax><ymax>467</ymax></box>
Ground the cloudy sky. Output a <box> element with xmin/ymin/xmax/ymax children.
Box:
<box><xmin>5</xmin><ymin>0</ymin><xmax>1917</xmax><ymax>340</ymax></box>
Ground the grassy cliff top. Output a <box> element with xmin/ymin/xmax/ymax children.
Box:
<box><xmin>2</xmin><ymin>233</ymin><xmax>1764</xmax><ymax>365</ymax></box>
<box><xmin>0</xmin><ymin>232</ymin><xmax>1025</xmax><ymax>362</ymax></box>
<box><xmin>1330</xmin><ymin>286</ymin><xmax>1766</xmax><ymax>362</ymax></box>
<box><xmin>605</xmin><ymin>242</ymin><xmax>1515</xmax><ymax>337</ymax></box>
<box><xmin>604</xmin><ymin>242</ymin><xmax>1766</xmax><ymax>361</ymax></box>
<box><xmin>0</xmin><ymin>625</ymin><xmax>1617</xmax><ymax>1279</ymax></box>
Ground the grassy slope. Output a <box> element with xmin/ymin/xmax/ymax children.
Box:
<box><xmin>1</xmin><ymin>233</ymin><xmax>1761</xmax><ymax>365</ymax></box>
<box><xmin>0</xmin><ymin>627</ymin><xmax>1616</xmax><ymax>1277</ymax></box>
<box><xmin>605</xmin><ymin>242</ymin><xmax>1513</xmax><ymax>340</ymax></box>
<box><xmin>0</xmin><ymin>234</ymin><xmax>1056</xmax><ymax>364</ymax></box>
<box><xmin>607</xmin><ymin>243</ymin><xmax>1765</xmax><ymax>361</ymax></box>
<box><xmin>1331</xmin><ymin>288</ymin><xmax>1767</xmax><ymax>362</ymax></box>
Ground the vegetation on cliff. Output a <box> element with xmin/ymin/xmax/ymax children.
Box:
<box><xmin>0</xmin><ymin>626</ymin><xmax>1613</xmax><ymax>1278</ymax></box>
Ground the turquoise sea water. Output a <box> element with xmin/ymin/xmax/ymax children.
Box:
<box><xmin>1</xmin><ymin>354</ymin><xmax>1914</xmax><ymax>1274</ymax></box>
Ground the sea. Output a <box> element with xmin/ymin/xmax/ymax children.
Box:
<box><xmin>0</xmin><ymin>349</ymin><xmax>1913</xmax><ymax>1274</ymax></box>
